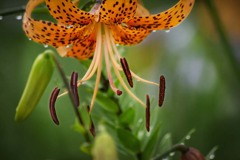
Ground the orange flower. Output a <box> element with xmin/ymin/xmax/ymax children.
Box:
<box><xmin>23</xmin><ymin>0</ymin><xmax>194</xmax><ymax>111</ymax></box>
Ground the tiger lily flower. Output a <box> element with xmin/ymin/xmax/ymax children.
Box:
<box><xmin>23</xmin><ymin>0</ymin><xmax>194</xmax><ymax>112</ymax></box>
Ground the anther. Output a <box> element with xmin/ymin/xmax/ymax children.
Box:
<box><xmin>120</xmin><ymin>58</ymin><xmax>133</xmax><ymax>88</ymax></box>
<box><xmin>70</xmin><ymin>72</ymin><xmax>80</xmax><ymax>107</ymax></box>
<box><xmin>49</xmin><ymin>87</ymin><xmax>60</xmax><ymax>125</ymax></box>
<box><xmin>158</xmin><ymin>75</ymin><xmax>166</xmax><ymax>107</ymax></box>
<box><xmin>146</xmin><ymin>94</ymin><xmax>150</xmax><ymax>132</ymax></box>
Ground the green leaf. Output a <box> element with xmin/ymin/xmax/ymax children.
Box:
<box><xmin>95</xmin><ymin>93</ymin><xmax>119</xmax><ymax>113</ymax></box>
<box><xmin>157</xmin><ymin>133</ymin><xmax>173</xmax><ymax>155</ymax></box>
<box><xmin>80</xmin><ymin>142</ymin><xmax>92</xmax><ymax>155</ymax></box>
<box><xmin>206</xmin><ymin>146</ymin><xmax>218</xmax><ymax>160</ymax></box>
<box><xmin>179</xmin><ymin>129</ymin><xmax>196</xmax><ymax>143</ymax></box>
<box><xmin>15</xmin><ymin>50</ymin><xmax>55</xmax><ymax>121</ymax></box>
<box><xmin>141</xmin><ymin>123</ymin><xmax>161</xmax><ymax>160</ymax></box>
<box><xmin>117</xmin><ymin>128</ymin><xmax>141</xmax><ymax>153</ymax></box>
<box><xmin>72</xmin><ymin>119</ymin><xmax>86</xmax><ymax>135</ymax></box>
<box><xmin>119</xmin><ymin>107</ymin><xmax>135</xmax><ymax>127</ymax></box>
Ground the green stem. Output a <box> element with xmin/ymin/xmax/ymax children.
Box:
<box><xmin>204</xmin><ymin>0</ymin><xmax>240</xmax><ymax>81</ymax></box>
<box><xmin>52</xmin><ymin>55</ymin><xmax>91</xmax><ymax>143</ymax></box>
<box><xmin>0</xmin><ymin>6</ymin><xmax>25</xmax><ymax>16</ymax></box>
<box><xmin>153</xmin><ymin>144</ymin><xmax>189</xmax><ymax>160</ymax></box>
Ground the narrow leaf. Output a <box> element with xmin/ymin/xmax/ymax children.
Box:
<box><xmin>117</xmin><ymin>128</ymin><xmax>141</xmax><ymax>153</ymax></box>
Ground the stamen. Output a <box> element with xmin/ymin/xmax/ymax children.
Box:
<box><xmin>120</xmin><ymin>58</ymin><xmax>133</xmax><ymax>88</ymax></box>
<box><xmin>104</xmin><ymin>26</ymin><xmax>145</xmax><ymax>107</ymax></box>
<box><xmin>70</xmin><ymin>72</ymin><xmax>80</xmax><ymax>107</ymax></box>
<box><xmin>108</xmin><ymin>31</ymin><xmax>159</xmax><ymax>87</ymax></box>
<box><xmin>89</xmin><ymin>26</ymin><xmax>103</xmax><ymax>112</ymax></box>
<box><xmin>58</xmin><ymin>25</ymin><xmax>102</xmax><ymax>98</ymax></box>
<box><xmin>78</xmin><ymin>27</ymin><xmax>102</xmax><ymax>84</ymax></box>
<box><xmin>49</xmin><ymin>87</ymin><xmax>60</xmax><ymax>125</ymax></box>
<box><xmin>146</xmin><ymin>94</ymin><xmax>150</xmax><ymax>132</ymax></box>
<box><xmin>103</xmin><ymin>38</ymin><xmax>122</xmax><ymax>95</ymax></box>
<box><xmin>159</xmin><ymin>75</ymin><xmax>166</xmax><ymax>107</ymax></box>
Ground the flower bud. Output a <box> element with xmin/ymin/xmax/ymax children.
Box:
<box><xmin>15</xmin><ymin>50</ymin><xmax>55</xmax><ymax>121</ymax></box>
<box><xmin>181</xmin><ymin>147</ymin><xmax>205</xmax><ymax>160</ymax></box>
<box><xmin>92</xmin><ymin>126</ymin><xmax>118</xmax><ymax>160</ymax></box>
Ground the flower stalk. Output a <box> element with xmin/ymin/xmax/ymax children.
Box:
<box><xmin>204</xmin><ymin>0</ymin><xmax>240</xmax><ymax>82</ymax></box>
<box><xmin>0</xmin><ymin>5</ymin><xmax>26</xmax><ymax>17</ymax></box>
<box><xmin>52</xmin><ymin>55</ymin><xmax>91</xmax><ymax>142</ymax></box>
<box><xmin>153</xmin><ymin>144</ymin><xmax>189</xmax><ymax>160</ymax></box>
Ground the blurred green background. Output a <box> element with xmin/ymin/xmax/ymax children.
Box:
<box><xmin>0</xmin><ymin>0</ymin><xmax>240</xmax><ymax>159</ymax></box>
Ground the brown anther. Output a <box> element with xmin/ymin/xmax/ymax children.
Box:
<box><xmin>117</xmin><ymin>90</ymin><xmax>122</xmax><ymax>96</ymax></box>
<box><xmin>49</xmin><ymin>87</ymin><xmax>60</xmax><ymax>125</ymax></box>
<box><xmin>158</xmin><ymin>75</ymin><xmax>166</xmax><ymax>107</ymax></box>
<box><xmin>70</xmin><ymin>72</ymin><xmax>80</xmax><ymax>107</ymax></box>
<box><xmin>120</xmin><ymin>57</ymin><xmax>133</xmax><ymax>88</ymax></box>
<box><xmin>89</xmin><ymin>116</ymin><xmax>96</xmax><ymax>137</ymax></box>
<box><xmin>146</xmin><ymin>94</ymin><xmax>150</xmax><ymax>132</ymax></box>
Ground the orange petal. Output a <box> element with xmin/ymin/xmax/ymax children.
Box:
<box><xmin>23</xmin><ymin>16</ymin><xmax>88</xmax><ymax>47</ymax></box>
<box><xmin>99</xmin><ymin>0</ymin><xmax>137</xmax><ymax>24</ymax></box>
<box><xmin>45</xmin><ymin>0</ymin><xmax>94</xmax><ymax>25</ymax></box>
<box><xmin>127</xmin><ymin>0</ymin><xmax>195</xmax><ymax>30</ymax></box>
<box><xmin>63</xmin><ymin>26</ymin><xmax>97</xmax><ymax>60</ymax></box>
<box><xmin>23</xmin><ymin>0</ymin><xmax>92</xmax><ymax>47</ymax></box>
<box><xmin>110</xmin><ymin>25</ymin><xmax>151</xmax><ymax>45</ymax></box>
<box><xmin>24</xmin><ymin>0</ymin><xmax>44</xmax><ymax>16</ymax></box>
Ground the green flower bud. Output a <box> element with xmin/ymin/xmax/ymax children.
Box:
<box><xmin>15</xmin><ymin>50</ymin><xmax>55</xmax><ymax>122</ymax></box>
<box><xmin>92</xmin><ymin>126</ymin><xmax>118</xmax><ymax>160</ymax></box>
